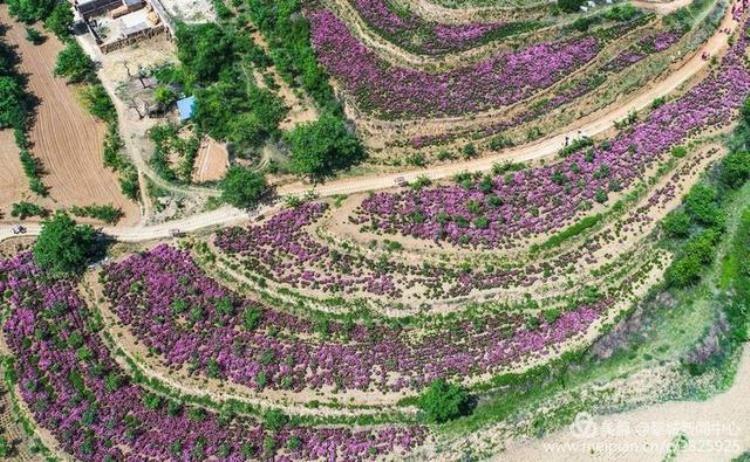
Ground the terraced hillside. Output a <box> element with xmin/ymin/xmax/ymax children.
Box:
<box><xmin>1</xmin><ymin>0</ymin><xmax>750</xmax><ymax>460</ymax></box>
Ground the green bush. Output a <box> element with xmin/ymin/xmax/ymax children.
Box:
<box><xmin>70</xmin><ymin>204</ymin><xmax>124</xmax><ymax>224</ymax></box>
<box><xmin>720</xmin><ymin>151</ymin><xmax>750</xmax><ymax>189</ymax></box>
<box><xmin>54</xmin><ymin>41</ymin><xmax>95</xmax><ymax>83</ymax></box>
<box><xmin>662</xmin><ymin>210</ymin><xmax>692</xmax><ymax>238</ymax></box>
<box><xmin>33</xmin><ymin>212</ymin><xmax>97</xmax><ymax>276</ymax></box>
<box><xmin>80</xmin><ymin>84</ymin><xmax>116</xmax><ymax>122</ymax></box>
<box><xmin>11</xmin><ymin>201</ymin><xmax>48</xmax><ymax>219</ymax></box>
<box><xmin>6</xmin><ymin>0</ymin><xmax>56</xmax><ymax>22</ymax></box>
<box><xmin>684</xmin><ymin>184</ymin><xmax>724</xmax><ymax>228</ymax></box>
<box><xmin>557</xmin><ymin>0</ymin><xmax>585</xmax><ymax>13</ymax></box>
<box><xmin>25</xmin><ymin>27</ymin><xmax>45</xmax><ymax>45</ymax></box>
<box><xmin>284</xmin><ymin>113</ymin><xmax>363</xmax><ymax>179</ymax></box>
<box><xmin>418</xmin><ymin>379</ymin><xmax>474</xmax><ymax>423</ymax></box>
<box><xmin>219</xmin><ymin>166</ymin><xmax>267</xmax><ymax>208</ymax></box>
<box><xmin>44</xmin><ymin>2</ymin><xmax>73</xmax><ymax>39</ymax></box>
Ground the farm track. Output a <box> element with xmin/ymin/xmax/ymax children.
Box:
<box><xmin>0</xmin><ymin>7</ymin><xmax>140</xmax><ymax>225</ymax></box>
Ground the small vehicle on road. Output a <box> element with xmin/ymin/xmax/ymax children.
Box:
<box><xmin>169</xmin><ymin>228</ymin><xmax>183</xmax><ymax>237</ymax></box>
<box><xmin>394</xmin><ymin>176</ymin><xmax>408</xmax><ymax>187</ymax></box>
<box><xmin>11</xmin><ymin>225</ymin><xmax>26</xmax><ymax>235</ymax></box>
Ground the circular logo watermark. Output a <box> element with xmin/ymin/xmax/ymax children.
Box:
<box><xmin>570</xmin><ymin>412</ymin><xmax>598</xmax><ymax>439</ymax></box>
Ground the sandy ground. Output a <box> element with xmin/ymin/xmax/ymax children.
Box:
<box><xmin>0</xmin><ymin>131</ymin><xmax>27</xmax><ymax>217</ymax></box>
<box><xmin>500</xmin><ymin>347</ymin><xmax>750</xmax><ymax>462</ymax></box>
<box><xmin>192</xmin><ymin>136</ymin><xmax>229</xmax><ymax>183</ymax></box>
<box><xmin>158</xmin><ymin>0</ymin><xmax>215</xmax><ymax>23</ymax></box>
<box><xmin>0</xmin><ymin>7</ymin><xmax>140</xmax><ymax>225</ymax></box>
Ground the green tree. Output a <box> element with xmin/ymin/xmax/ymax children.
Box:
<box><xmin>44</xmin><ymin>2</ymin><xmax>74</xmax><ymax>38</ymax></box>
<box><xmin>6</xmin><ymin>0</ymin><xmax>56</xmax><ymax>22</ymax></box>
<box><xmin>720</xmin><ymin>151</ymin><xmax>750</xmax><ymax>189</ymax></box>
<box><xmin>557</xmin><ymin>0</ymin><xmax>585</xmax><ymax>13</ymax></box>
<box><xmin>175</xmin><ymin>23</ymin><xmax>233</xmax><ymax>83</ymax></box>
<box><xmin>284</xmin><ymin>113</ymin><xmax>363</xmax><ymax>180</ymax></box>
<box><xmin>662</xmin><ymin>210</ymin><xmax>691</xmax><ymax>238</ymax></box>
<box><xmin>418</xmin><ymin>379</ymin><xmax>473</xmax><ymax>423</ymax></box>
<box><xmin>54</xmin><ymin>41</ymin><xmax>94</xmax><ymax>83</ymax></box>
<box><xmin>0</xmin><ymin>76</ymin><xmax>27</xmax><ymax>130</ymax></box>
<box><xmin>685</xmin><ymin>184</ymin><xmax>724</xmax><ymax>228</ymax></box>
<box><xmin>33</xmin><ymin>212</ymin><xmax>97</xmax><ymax>275</ymax></box>
<box><xmin>219</xmin><ymin>166</ymin><xmax>267</xmax><ymax>208</ymax></box>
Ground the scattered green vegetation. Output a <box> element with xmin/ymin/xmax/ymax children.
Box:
<box><xmin>10</xmin><ymin>201</ymin><xmax>48</xmax><ymax>219</ymax></box>
<box><xmin>70</xmin><ymin>204</ymin><xmax>124</xmax><ymax>224</ymax></box>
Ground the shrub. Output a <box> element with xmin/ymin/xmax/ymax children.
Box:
<box><xmin>720</xmin><ymin>151</ymin><xmax>750</xmax><ymax>189</ymax></box>
<box><xmin>70</xmin><ymin>204</ymin><xmax>124</xmax><ymax>224</ymax></box>
<box><xmin>557</xmin><ymin>0</ymin><xmax>585</xmax><ymax>13</ymax></box>
<box><xmin>44</xmin><ymin>2</ymin><xmax>73</xmax><ymax>38</ymax></box>
<box><xmin>685</xmin><ymin>184</ymin><xmax>724</xmax><ymax>228</ymax></box>
<box><xmin>54</xmin><ymin>41</ymin><xmax>95</xmax><ymax>83</ymax></box>
<box><xmin>33</xmin><ymin>212</ymin><xmax>97</xmax><ymax>275</ymax></box>
<box><xmin>662</xmin><ymin>210</ymin><xmax>692</xmax><ymax>238</ymax></box>
<box><xmin>285</xmin><ymin>113</ymin><xmax>363</xmax><ymax>179</ymax></box>
<box><xmin>219</xmin><ymin>166</ymin><xmax>267</xmax><ymax>208</ymax></box>
<box><xmin>262</xmin><ymin>409</ymin><xmax>288</xmax><ymax>432</ymax></box>
<box><xmin>80</xmin><ymin>84</ymin><xmax>116</xmax><ymax>122</ymax></box>
<box><xmin>25</xmin><ymin>27</ymin><xmax>44</xmax><ymax>45</ymax></box>
<box><xmin>418</xmin><ymin>379</ymin><xmax>473</xmax><ymax>423</ymax></box>
<box><xmin>6</xmin><ymin>0</ymin><xmax>55</xmax><ymax>22</ymax></box>
<box><xmin>10</xmin><ymin>201</ymin><xmax>48</xmax><ymax>219</ymax></box>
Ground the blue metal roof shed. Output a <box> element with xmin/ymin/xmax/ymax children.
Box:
<box><xmin>176</xmin><ymin>96</ymin><xmax>196</xmax><ymax>122</ymax></box>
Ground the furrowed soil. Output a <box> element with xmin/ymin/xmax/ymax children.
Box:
<box><xmin>0</xmin><ymin>6</ymin><xmax>140</xmax><ymax>225</ymax></box>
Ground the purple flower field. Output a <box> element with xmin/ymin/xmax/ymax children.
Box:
<box><xmin>0</xmin><ymin>254</ymin><xmax>425</xmax><ymax>460</ymax></box>
<box><xmin>309</xmin><ymin>9</ymin><xmax>600</xmax><ymax>118</ymax></box>
<box><xmin>101</xmin><ymin>245</ymin><xmax>610</xmax><ymax>392</ymax></box>
<box><xmin>354</xmin><ymin>28</ymin><xmax>750</xmax><ymax>247</ymax></box>
<box><xmin>349</xmin><ymin>0</ymin><xmax>530</xmax><ymax>55</ymax></box>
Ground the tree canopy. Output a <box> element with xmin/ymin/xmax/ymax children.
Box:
<box><xmin>284</xmin><ymin>113</ymin><xmax>363</xmax><ymax>180</ymax></box>
<box><xmin>54</xmin><ymin>41</ymin><xmax>95</xmax><ymax>83</ymax></box>
<box><xmin>175</xmin><ymin>23</ymin><xmax>234</xmax><ymax>83</ymax></box>
<box><xmin>219</xmin><ymin>166</ymin><xmax>268</xmax><ymax>208</ymax></box>
<box><xmin>44</xmin><ymin>2</ymin><xmax>74</xmax><ymax>39</ymax></box>
<box><xmin>193</xmin><ymin>72</ymin><xmax>287</xmax><ymax>148</ymax></box>
<box><xmin>417</xmin><ymin>379</ymin><xmax>474</xmax><ymax>423</ymax></box>
<box><xmin>33</xmin><ymin>212</ymin><xmax>97</xmax><ymax>276</ymax></box>
<box><xmin>6</xmin><ymin>0</ymin><xmax>56</xmax><ymax>23</ymax></box>
<box><xmin>0</xmin><ymin>76</ymin><xmax>27</xmax><ymax>130</ymax></box>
